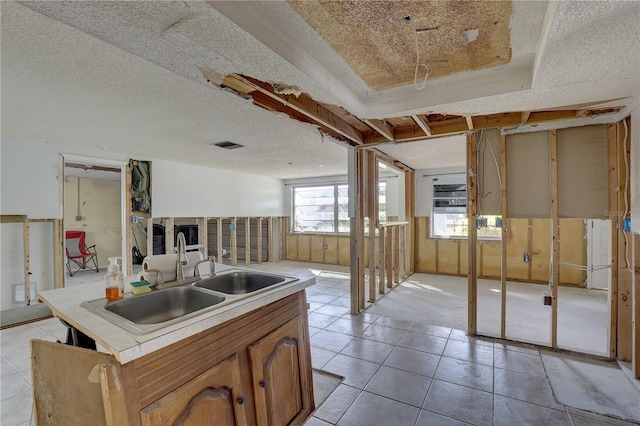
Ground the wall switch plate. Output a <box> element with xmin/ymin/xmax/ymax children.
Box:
<box><xmin>543</xmin><ymin>295</ymin><xmax>552</xmax><ymax>305</ymax></box>
<box><xmin>323</xmin><ymin>243</ymin><xmax>328</xmax><ymax>249</ymax></box>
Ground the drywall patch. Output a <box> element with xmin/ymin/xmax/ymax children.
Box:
<box><xmin>287</xmin><ymin>0</ymin><xmax>513</xmax><ymax>91</ymax></box>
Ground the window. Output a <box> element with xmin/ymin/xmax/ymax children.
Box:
<box><xmin>292</xmin><ymin>182</ymin><xmax>387</xmax><ymax>234</ymax></box>
<box><xmin>431</xmin><ymin>175</ymin><xmax>501</xmax><ymax>239</ymax></box>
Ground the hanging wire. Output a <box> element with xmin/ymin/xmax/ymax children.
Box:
<box><xmin>414</xmin><ymin>30</ymin><xmax>431</xmax><ymax>90</ymax></box>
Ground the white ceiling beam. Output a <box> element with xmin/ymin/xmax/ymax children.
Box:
<box><xmin>364</xmin><ymin>119</ymin><xmax>394</xmax><ymax>141</ymax></box>
<box><xmin>531</xmin><ymin>1</ymin><xmax>561</xmax><ymax>88</ymax></box>
<box><xmin>412</xmin><ymin>115</ymin><xmax>432</xmax><ymax>136</ymax></box>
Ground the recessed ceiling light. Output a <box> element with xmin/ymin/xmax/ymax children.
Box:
<box><xmin>212</xmin><ymin>141</ymin><xmax>244</xmax><ymax>149</ymax></box>
<box><xmin>94</xmin><ymin>146</ymin><xmax>108</xmax><ymax>150</ymax></box>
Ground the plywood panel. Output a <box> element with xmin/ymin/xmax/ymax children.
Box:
<box><xmin>324</xmin><ymin>236</ymin><xmax>338</xmax><ymax>264</ymax></box>
<box><xmin>338</xmin><ymin>236</ymin><xmax>350</xmax><ymax>266</ymax></box>
<box><xmin>298</xmin><ymin>235</ymin><xmax>311</xmax><ymax>261</ymax></box>
<box><xmin>286</xmin><ymin>234</ymin><xmax>298</xmax><ymax>260</ymax></box>
<box><xmin>506</xmin><ymin>131</ymin><xmax>550</xmax><ymax>218</ymax></box>
<box><xmin>531</xmin><ymin>219</ymin><xmax>551</xmax><ymax>282</ymax></box>
<box><xmin>481</xmin><ymin>243</ymin><xmax>501</xmax><ymax>277</ymax></box>
<box><xmin>506</xmin><ymin>218</ymin><xmax>530</xmax><ymax>280</ymax></box>
<box><xmin>559</xmin><ymin>219</ymin><xmax>587</xmax><ymax>285</ymax></box>
<box><xmin>557</xmin><ymin>125</ymin><xmax>608</xmax><ymax>218</ymax></box>
<box><xmin>310</xmin><ymin>235</ymin><xmax>325</xmax><ymax>263</ymax></box>
<box><xmin>438</xmin><ymin>240</ymin><xmax>459</xmax><ymax>275</ymax></box>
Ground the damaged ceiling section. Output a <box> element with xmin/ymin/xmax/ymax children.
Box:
<box><xmin>200</xmin><ymin>67</ymin><xmax>624</xmax><ymax>148</ymax></box>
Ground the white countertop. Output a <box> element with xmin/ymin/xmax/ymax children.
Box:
<box><xmin>37</xmin><ymin>264</ymin><xmax>315</xmax><ymax>364</ymax></box>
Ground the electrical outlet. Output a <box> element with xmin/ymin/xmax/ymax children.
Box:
<box><xmin>523</xmin><ymin>252</ymin><xmax>530</xmax><ymax>263</ymax></box>
<box><xmin>75</xmin><ymin>216</ymin><xmax>84</xmax><ymax>221</ymax></box>
<box><xmin>543</xmin><ymin>295</ymin><xmax>552</xmax><ymax>305</ymax></box>
<box><xmin>323</xmin><ymin>243</ymin><xmax>328</xmax><ymax>249</ymax></box>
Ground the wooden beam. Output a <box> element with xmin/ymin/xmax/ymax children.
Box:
<box><xmin>405</xmin><ymin>169</ymin><xmax>415</xmax><ymax>274</ymax></box>
<box><xmin>364</xmin><ymin>119</ymin><xmax>394</xmax><ymax>141</ymax></box>
<box><xmin>550</xmin><ymin>129</ymin><xmax>559</xmax><ymax>349</ymax></box>
<box><xmin>257</xmin><ymin>217</ymin><xmax>263</xmax><ymax>264</ymax></box>
<box><xmin>224</xmin><ymin>75</ymin><xmax>364</xmax><ymax>145</ymax></box>
<box><xmin>267</xmin><ymin>217</ymin><xmax>274</xmax><ymax>262</ymax></box>
<box><xmin>217</xmin><ymin>218</ymin><xmax>223</xmax><ymax>262</ymax></box>
<box><xmin>633</xmin><ymin>232</ymin><xmax>640</xmax><ymax>378</ymax></box>
<box><xmin>386</xmin><ymin>226</ymin><xmax>393</xmax><ymax>289</ymax></box>
<box><xmin>393</xmin><ymin>226</ymin><xmax>400</xmax><ymax>284</ymax></box>
<box><xmin>500</xmin><ymin>134</ymin><xmax>508</xmax><ymax>340</ymax></box>
<box><xmin>23</xmin><ymin>218</ymin><xmax>31</xmax><ymax>306</ymax></box>
<box><xmin>467</xmin><ymin>133</ymin><xmax>478</xmax><ymax>335</ymax></box>
<box><xmin>195</xmin><ymin>65</ymin><xmax>224</xmax><ymax>86</ymax></box>
<box><xmin>412</xmin><ymin>115</ymin><xmax>432</xmax><ymax>136</ymax></box>
<box><xmin>349</xmin><ymin>149</ymin><xmax>364</xmax><ymax>314</ymax></box>
<box><xmin>231</xmin><ymin>218</ymin><xmax>237</xmax><ymax>267</ymax></box>
<box><xmin>367</xmin><ymin>150</ymin><xmax>377</xmax><ymax>303</ymax></box>
<box><xmin>0</xmin><ymin>215</ymin><xmax>27</xmax><ymax>223</ymax></box>
<box><xmin>245</xmin><ymin>217</ymin><xmax>251</xmax><ymax>267</ymax></box>
<box><xmin>165</xmin><ymin>217</ymin><xmax>175</xmax><ymax>256</ymax></box>
<box><xmin>53</xmin><ymin>219</ymin><xmax>64</xmax><ymax>289</ymax></box>
<box><xmin>521</xmin><ymin>111</ymin><xmax>531</xmax><ymax>123</ymax></box>
<box><xmin>358</xmin><ymin>150</ymin><xmax>366</xmax><ymax>311</ymax></box>
<box><xmin>608</xmin><ymin>124</ymin><xmax>619</xmax><ymax>359</ymax></box>
<box><xmin>466</xmin><ymin>116</ymin><xmax>474</xmax><ymax>130</ymax></box>
<box><xmin>279</xmin><ymin>217</ymin><xmax>286</xmax><ymax>261</ymax></box>
<box><xmin>198</xmin><ymin>217</ymin><xmax>208</xmax><ymax>259</ymax></box>
<box><xmin>379</xmin><ymin>226</ymin><xmax>386</xmax><ymax>294</ymax></box>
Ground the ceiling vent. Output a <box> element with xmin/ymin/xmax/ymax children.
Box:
<box><xmin>212</xmin><ymin>141</ymin><xmax>244</xmax><ymax>149</ymax></box>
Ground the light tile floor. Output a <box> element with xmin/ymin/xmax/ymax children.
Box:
<box><xmin>1</xmin><ymin>261</ymin><xmax>638</xmax><ymax>426</ymax></box>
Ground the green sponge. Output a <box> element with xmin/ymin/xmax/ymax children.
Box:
<box><xmin>130</xmin><ymin>280</ymin><xmax>151</xmax><ymax>295</ymax></box>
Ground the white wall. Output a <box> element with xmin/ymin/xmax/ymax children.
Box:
<box><xmin>152</xmin><ymin>161</ymin><xmax>285</xmax><ymax>217</ymax></box>
<box><xmin>415</xmin><ymin>166</ymin><xmax>466</xmax><ymax>217</ymax></box>
<box><xmin>0</xmin><ymin>138</ymin><xmax>286</xmax><ymax>307</ymax></box>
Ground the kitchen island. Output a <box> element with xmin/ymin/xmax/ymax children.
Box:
<box><xmin>33</xmin><ymin>264</ymin><xmax>316</xmax><ymax>425</ymax></box>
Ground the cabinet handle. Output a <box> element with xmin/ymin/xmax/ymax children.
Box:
<box><xmin>259</xmin><ymin>380</ymin><xmax>266</xmax><ymax>388</ymax></box>
<box><xmin>237</xmin><ymin>396</ymin><xmax>245</xmax><ymax>405</ymax></box>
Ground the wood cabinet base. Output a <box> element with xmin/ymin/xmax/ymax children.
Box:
<box><xmin>32</xmin><ymin>291</ymin><xmax>314</xmax><ymax>426</ymax></box>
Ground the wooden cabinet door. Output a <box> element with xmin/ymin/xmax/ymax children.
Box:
<box><xmin>249</xmin><ymin>316</ymin><xmax>312</xmax><ymax>426</ymax></box>
<box><xmin>141</xmin><ymin>354</ymin><xmax>247</xmax><ymax>426</ymax></box>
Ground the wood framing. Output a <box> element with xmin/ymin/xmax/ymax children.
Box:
<box><xmin>267</xmin><ymin>217</ymin><xmax>274</xmax><ymax>262</ymax></box>
<box><xmin>386</xmin><ymin>226</ymin><xmax>393</xmax><ymax>288</ymax></box>
<box><xmin>364</xmin><ymin>119</ymin><xmax>394</xmax><ymax>141</ymax></box>
<box><xmin>608</xmin><ymin>123</ymin><xmax>619</xmax><ymax>359</ymax></box>
<box><xmin>550</xmin><ymin>130</ymin><xmax>559</xmax><ymax>349</ymax></box>
<box><xmin>467</xmin><ymin>133</ymin><xmax>478</xmax><ymax>335</ymax></box>
<box><xmin>500</xmin><ymin>134</ymin><xmax>508</xmax><ymax>339</ymax></box>
<box><xmin>145</xmin><ymin>218</ymin><xmax>153</xmax><ymax>257</ymax></box>
<box><xmin>245</xmin><ymin>217</ymin><xmax>251</xmax><ymax>267</ymax></box>
<box><xmin>216</xmin><ymin>218</ymin><xmax>223</xmax><ymax>262</ymax></box>
<box><xmin>367</xmin><ymin>150</ymin><xmax>377</xmax><ymax>303</ymax></box>
<box><xmin>23</xmin><ymin>218</ymin><xmax>31</xmax><ymax>305</ymax></box>
<box><xmin>349</xmin><ymin>148</ymin><xmax>364</xmax><ymax>314</ymax></box>
<box><xmin>379</xmin><ymin>226</ymin><xmax>386</xmax><ymax>293</ymax></box>
<box><xmin>358</xmin><ymin>150</ymin><xmax>366</xmax><ymax>311</ymax></box>
<box><xmin>230</xmin><ymin>218</ymin><xmax>237</xmax><ymax>266</ymax></box>
<box><xmin>405</xmin><ymin>169</ymin><xmax>415</xmax><ymax>274</ymax></box>
<box><xmin>257</xmin><ymin>217</ymin><xmax>263</xmax><ymax>264</ymax></box>
<box><xmin>53</xmin><ymin>219</ymin><xmax>64</xmax><ymax>289</ymax></box>
<box><xmin>197</xmin><ymin>217</ymin><xmax>208</xmax><ymax>258</ymax></box>
<box><xmin>633</xmin><ymin>232</ymin><xmax>639</xmax><ymax>379</ymax></box>
<box><xmin>165</xmin><ymin>217</ymin><xmax>175</xmax><ymax>257</ymax></box>
<box><xmin>412</xmin><ymin>115</ymin><xmax>432</xmax><ymax>136</ymax></box>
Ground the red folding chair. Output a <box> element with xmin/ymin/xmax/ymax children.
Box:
<box><xmin>65</xmin><ymin>231</ymin><xmax>99</xmax><ymax>276</ymax></box>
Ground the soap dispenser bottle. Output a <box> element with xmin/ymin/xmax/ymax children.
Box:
<box><xmin>105</xmin><ymin>257</ymin><xmax>124</xmax><ymax>301</ymax></box>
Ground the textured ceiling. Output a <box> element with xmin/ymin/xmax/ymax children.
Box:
<box><xmin>287</xmin><ymin>0</ymin><xmax>512</xmax><ymax>91</ymax></box>
<box><xmin>1</xmin><ymin>1</ymin><xmax>638</xmax><ymax>181</ymax></box>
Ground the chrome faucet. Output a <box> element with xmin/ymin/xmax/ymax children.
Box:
<box><xmin>176</xmin><ymin>232</ymin><xmax>189</xmax><ymax>282</ymax></box>
<box><xmin>193</xmin><ymin>256</ymin><xmax>217</xmax><ymax>278</ymax></box>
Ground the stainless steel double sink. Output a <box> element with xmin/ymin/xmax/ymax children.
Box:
<box><xmin>81</xmin><ymin>269</ymin><xmax>296</xmax><ymax>335</ymax></box>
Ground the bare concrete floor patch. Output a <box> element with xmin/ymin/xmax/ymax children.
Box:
<box><xmin>541</xmin><ymin>351</ymin><xmax>640</xmax><ymax>423</ymax></box>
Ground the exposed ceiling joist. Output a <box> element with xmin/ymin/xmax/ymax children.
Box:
<box><xmin>465</xmin><ymin>116</ymin><xmax>474</xmax><ymax>130</ymax></box>
<box><xmin>412</xmin><ymin>115</ymin><xmax>433</xmax><ymax>137</ymax></box>
<box><xmin>364</xmin><ymin>119</ymin><xmax>394</xmax><ymax>141</ymax></box>
<box><xmin>224</xmin><ymin>74</ymin><xmax>364</xmax><ymax>145</ymax></box>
